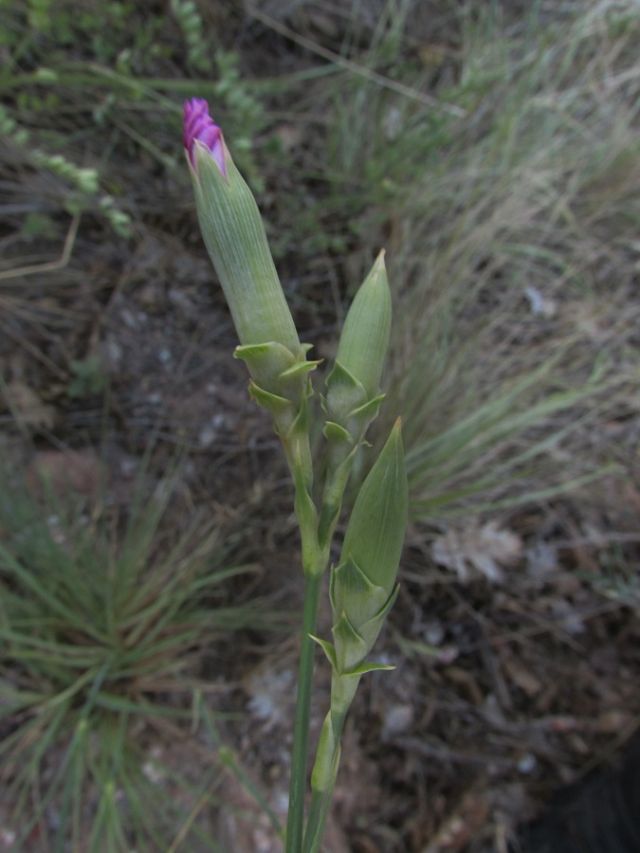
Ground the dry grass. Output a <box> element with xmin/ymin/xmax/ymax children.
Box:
<box><xmin>315</xmin><ymin>1</ymin><xmax>640</xmax><ymax>520</ymax></box>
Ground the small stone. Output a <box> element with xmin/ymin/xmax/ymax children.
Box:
<box><xmin>382</xmin><ymin>704</ymin><xmax>413</xmax><ymax>738</ymax></box>
<box><xmin>518</xmin><ymin>753</ymin><xmax>537</xmax><ymax>774</ymax></box>
<box><xmin>424</xmin><ymin>619</ymin><xmax>445</xmax><ymax>646</ymax></box>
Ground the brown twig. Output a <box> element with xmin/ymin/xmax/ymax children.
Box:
<box><xmin>0</xmin><ymin>214</ymin><xmax>80</xmax><ymax>281</ymax></box>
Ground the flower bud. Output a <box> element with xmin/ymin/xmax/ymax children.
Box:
<box><xmin>324</xmin><ymin>252</ymin><xmax>391</xmax><ymax>454</ymax></box>
<box><xmin>184</xmin><ymin>97</ymin><xmax>225</xmax><ymax>175</ymax></box>
<box><xmin>334</xmin><ymin>251</ymin><xmax>391</xmax><ymax>397</ymax></box>
<box><xmin>184</xmin><ymin>99</ymin><xmax>301</xmax><ymax>363</ymax></box>
<box><xmin>340</xmin><ymin>418</ymin><xmax>407</xmax><ymax>596</ymax></box>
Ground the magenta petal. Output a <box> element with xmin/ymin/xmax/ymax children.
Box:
<box><xmin>211</xmin><ymin>139</ymin><xmax>226</xmax><ymax>175</ymax></box>
<box><xmin>199</xmin><ymin>125</ymin><xmax>221</xmax><ymax>149</ymax></box>
<box><xmin>183</xmin><ymin>98</ymin><xmax>227</xmax><ymax>175</ymax></box>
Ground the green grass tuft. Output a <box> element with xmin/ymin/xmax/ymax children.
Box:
<box><xmin>0</xmin><ymin>462</ymin><xmax>266</xmax><ymax>849</ymax></box>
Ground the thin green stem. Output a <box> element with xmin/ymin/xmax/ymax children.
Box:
<box><xmin>285</xmin><ymin>571</ymin><xmax>322</xmax><ymax>853</ymax></box>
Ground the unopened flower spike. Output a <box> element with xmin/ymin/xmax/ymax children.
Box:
<box><xmin>183</xmin><ymin>97</ymin><xmax>319</xmax><ymax>448</ymax></box>
<box><xmin>183</xmin><ymin>100</ymin><xmax>407</xmax><ymax>853</ymax></box>
<box><xmin>183</xmin><ymin>98</ymin><xmax>226</xmax><ymax>176</ymax></box>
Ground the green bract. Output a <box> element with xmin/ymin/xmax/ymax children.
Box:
<box><xmin>330</xmin><ymin>420</ymin><xmax>408</xmax><ymax>672</ymax></box>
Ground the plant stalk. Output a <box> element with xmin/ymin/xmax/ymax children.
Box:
<box><xmin>285</xmin><ymin>570</ymin><xmax>322</xmax><ymax>853</ymax></box>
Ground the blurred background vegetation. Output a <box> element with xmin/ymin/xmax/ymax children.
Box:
<box><xmin>1</xmin><ymin>1</ymin><xmax>639</xmax><ymax>850</ymax></box>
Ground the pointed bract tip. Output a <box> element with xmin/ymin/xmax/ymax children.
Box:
<box><xmin>388</xmin><ymin>417</ymin><xmax>405</xmax><ymax>454</ymax></box>
<box><xmin>374</xmin><ymin>248</ymin><xmax>387</xmax><ymax>268</ymax></box>
<box><xmin>183</xmin><ymin>98</ymin><xmax>227</xmax><ymax>176</ymax></box>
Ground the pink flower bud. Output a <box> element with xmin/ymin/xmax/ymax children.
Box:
<box><xmin>183</xmin><ymin>98</ymin><xmax>226</xmax><ymax>176</ymax></box>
